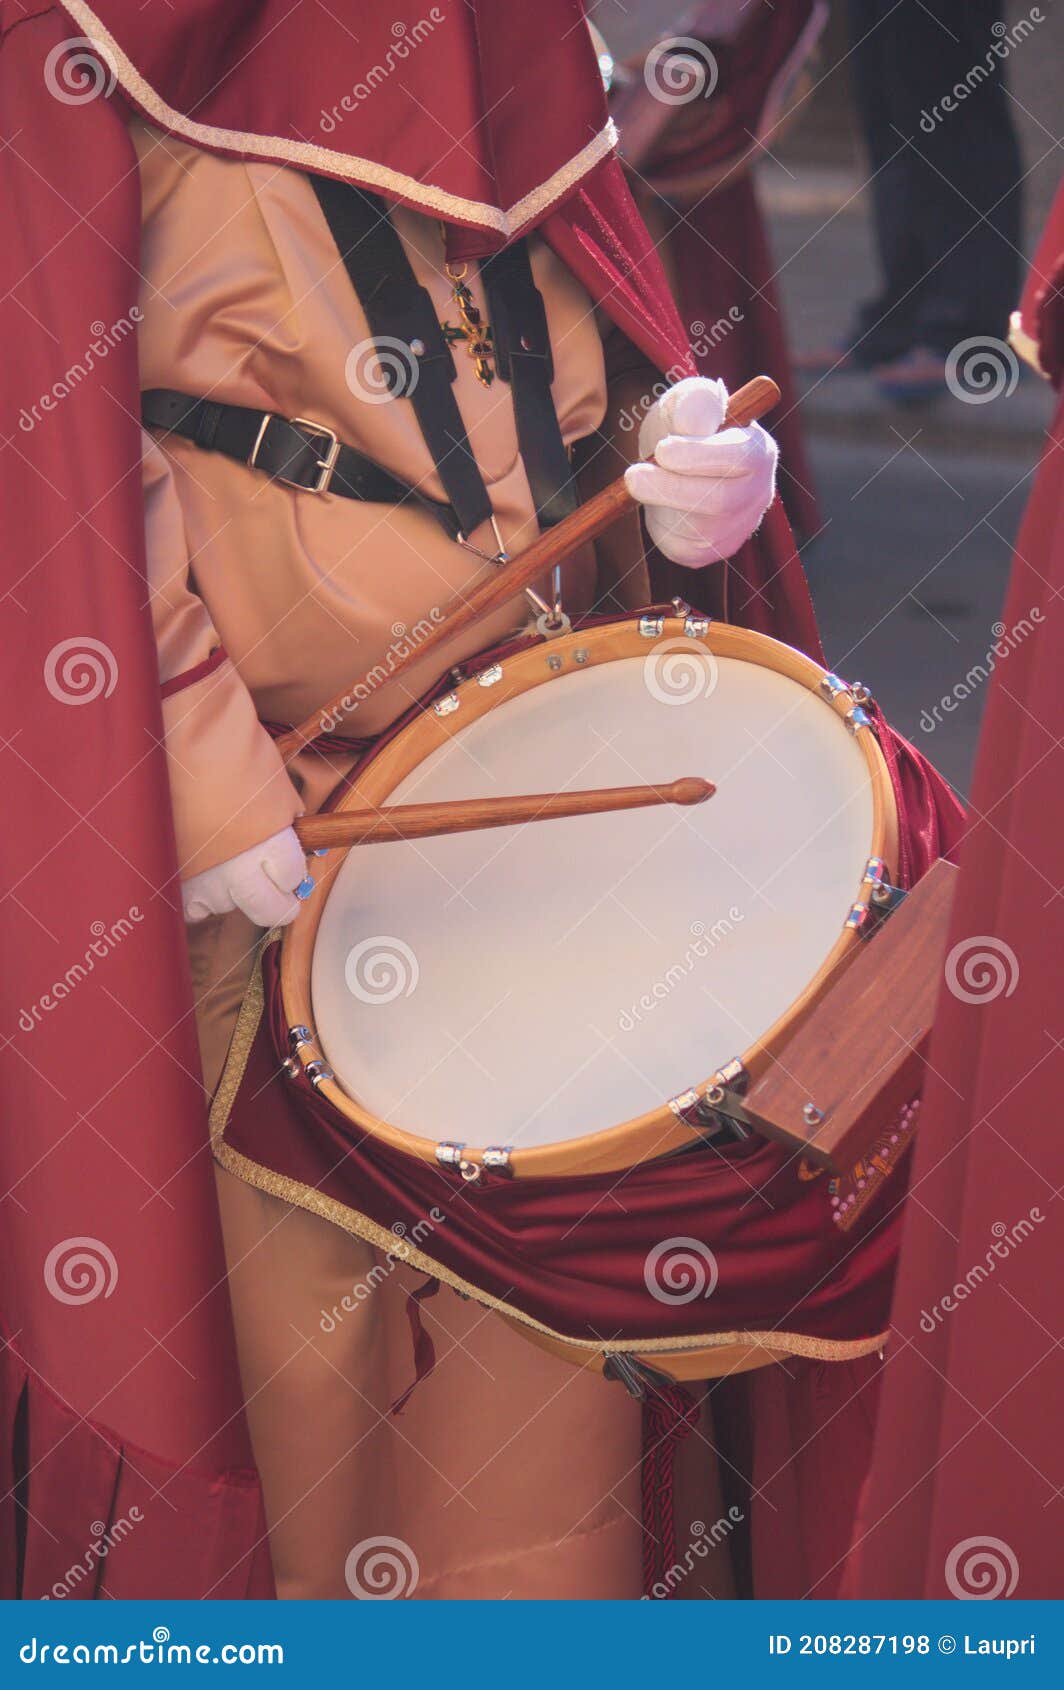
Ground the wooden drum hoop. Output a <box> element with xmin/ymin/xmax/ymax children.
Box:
<box><xmin>280</xmin><ymin>613</ymin><xmax>899</xmax><ymax>1184</ymax></box>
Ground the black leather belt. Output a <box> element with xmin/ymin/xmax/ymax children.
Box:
<box><xmin>140</xmin><ymin>388</ymin><xmax>461</xmax><ymax>537</ymax></box>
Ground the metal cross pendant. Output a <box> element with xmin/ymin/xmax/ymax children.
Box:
<box><xmin>442</xmin><ymin>262</ymin><xmax>495</xmax><ymax>387</ymax></box>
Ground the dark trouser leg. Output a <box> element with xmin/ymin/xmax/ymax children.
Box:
<box><xmin>847</xmin><ymin>0</ymin><xmax>1023</xmax><ymax>362</ymax></box>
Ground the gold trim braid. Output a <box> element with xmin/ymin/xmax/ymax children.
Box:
<box><xmin>62</xmin><ymin>1</ymin><xmax>618</xmax><ymax>236</ymax></box>
<box><xmin>210</xmin><ymin>952</ymin><xmax>889</xmax><ymax>1368</ymax></box>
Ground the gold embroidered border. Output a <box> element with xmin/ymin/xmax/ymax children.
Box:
<box><xmin>62</xmin><ymin>1</ymin><xmax>618</xmax><ymax>237</ymax></box>
<box><xmin>210</xmin><ymin>953</ymin><xmax>888</xmax><ymax>1368</ymax></box>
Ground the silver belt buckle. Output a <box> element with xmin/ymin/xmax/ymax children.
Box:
<box><xmin>248</xmin><ymin>413</ymin><xmax>340</xmax><ymax>494</ymax></box>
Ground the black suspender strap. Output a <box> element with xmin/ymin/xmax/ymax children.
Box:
<box><xmin>480</xmin><ymin>241</ymin><xmax>579</xmax><ymax>530</ymax></box>
<box><xmin>309</xmin><ymin>175</ymin><xmax>494</xmax><ymax>542</ymax></box>
<box><xmin>140</xmin><ymin>389</ymin><xmax>461</xmax><ymax>537</ymax></box>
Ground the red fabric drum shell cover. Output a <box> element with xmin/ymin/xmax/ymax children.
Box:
<box><xmin>217</xmin><ymin>936</ymin><xmax>903</xmax><ymax>1354</ymax></box>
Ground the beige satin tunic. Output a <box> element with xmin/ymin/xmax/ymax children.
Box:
<box><xmin>135</xmin><ymin>121</ymin><xmax>614</xmax><ymax>877</ymax></box>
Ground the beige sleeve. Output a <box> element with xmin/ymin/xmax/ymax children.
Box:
<box><xmin>142</xmin><ymin>434</ymin><xmax>303</xmax><ymax>879</ymax></box>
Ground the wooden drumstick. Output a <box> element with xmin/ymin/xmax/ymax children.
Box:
<box><xmin>277</xmin><ymin>375</ymin><xmax>780</xmax><ymax>761</ymax></box>
<box><xmin>294</xmin><ymin>776</ymin><xmax>714</xmax><ymax>850</ymax></box>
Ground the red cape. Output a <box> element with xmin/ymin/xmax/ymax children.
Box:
<box><xmin>848</xmin><ymin>177</ymin><xmax>1064</xmax><ymax>1599</ymax></box>
<box><xmin>0</xmin><ymin>0</ymin><xmax>960</xmax><ymax>1595</ymax></box>
<box><xmin>608</xmin><ymin>2</ymin><xmax>826</xmax><ymax>628</ymax></box>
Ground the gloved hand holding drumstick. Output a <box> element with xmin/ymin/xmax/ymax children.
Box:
<box><xmin>181</xmin><ymin>375</ymin><xmax>779</xmax><ymax>926</ymax></box>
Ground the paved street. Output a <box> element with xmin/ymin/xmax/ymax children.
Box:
<box><xmin>799</xmin><ymin>429</ymin><xmax>1037</xmax><ymax>797</ymax></box>
<box><xmin>755</xmin><ymin>12</ymin><xmax>1061</xmax><ymax>800</ymax></box>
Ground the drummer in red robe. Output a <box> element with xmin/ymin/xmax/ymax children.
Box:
<box><xmin>0</xmin><ymin>0</ymin><xmax>959</xmax><ymax>1599</ymax></box>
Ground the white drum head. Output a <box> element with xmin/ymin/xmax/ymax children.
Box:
<box><xmin>311</xmin><ymin>652</ymin><xmax>874</xmax><ymax>1152</ymax></box>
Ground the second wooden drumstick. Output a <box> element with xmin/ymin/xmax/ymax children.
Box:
<box><xmin>277</xmin><ymin>375</ymin><xmax>780</xmax><ymax>760</ymax></box>
<box><xmin>295</xmin><ymin>776</ymin><xmax>714</xmax><ymax>850</ymax></box>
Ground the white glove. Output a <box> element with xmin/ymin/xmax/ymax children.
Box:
<box><xmin>181</xmin><ymin>825</ymin><xmax>310</xmax><ymax>927</ymax></box>
<box><xmin>624</xmin><ymin>376</ymin><xmax>778</xmax><ymax>567</ymax></box>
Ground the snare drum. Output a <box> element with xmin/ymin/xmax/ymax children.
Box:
<box><xmin>282</xmin><ymin>612</ymin><xmax>898</xmax><ymax>1183</ymax></box>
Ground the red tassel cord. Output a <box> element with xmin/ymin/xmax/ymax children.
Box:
<box><xmin>640</xmin><ymin>1378</ymin><xmax>701</xmax><ymax>1597</ymax></box>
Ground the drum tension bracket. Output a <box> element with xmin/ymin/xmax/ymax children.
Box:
<box><xmin>687</xmin><ymin>1060</ymin><xmax>757</xmax><ymax>1147</ymax></box>
<box><xmin>435</xmin><ymin>1141</ymin><xmax>513</xmax><ymax>1185</ymax></box>
<box><xmin>694</xmin><ymin>1089</ymin><xmax>758</xmax><ymax>1145</ymax></box>
<box><xmin>847</xmin><ymin>859</ymin><xmax>908</xmax><ymax>935</ymax></box>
